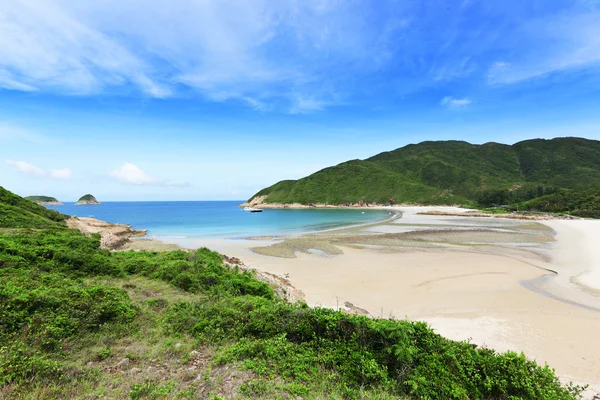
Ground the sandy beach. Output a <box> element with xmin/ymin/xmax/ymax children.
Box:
<box><xmin>165</xmin><ymin>206</ymin><xmax>600</xmax><ymax>396</ymax></box>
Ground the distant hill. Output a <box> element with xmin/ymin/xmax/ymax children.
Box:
<box><xmin>247</xmin><ymin>137</ymin><xmax>600</xmax><ymax>209</ymax></box>
<box><xmin>76</xmin><ymin>194</ymin><xmax>100</xmax><ymax>205</ymax></box>
<box><xmin>24</xmin><ymin>195</ymin><xmax>63</xmax><ymax>206</ymax></box>
<box><xmin>1</xmin><ymin>187</ymin><xmax>68</xmax><ymax>228</ymax></box>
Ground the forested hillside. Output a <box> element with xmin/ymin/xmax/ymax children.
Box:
<box><xmin>249</xmin><ymin>137</ymin><xmax>600</xmax><ymax>212</ymax></box>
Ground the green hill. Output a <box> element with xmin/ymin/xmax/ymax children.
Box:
<box><xmin>25</xmin><ymin>195</ymin><xmax>59</xmax><ymax>202</ymax></box>
<box><xmin>24</xmin><ymin>195</ymin><xmax>62</xmax><ymax>205</ymax></box>
<box><xmin>0</xmin><ymin>188</ymin><xmax>584</xmax><ymax>398</ymax></box>
<box><xmin>76</xmin><ymin>193</ymin><xmax>100</xmax><ymax>205</ymax></box>
<box><xmin>248</xmin><ymin>137</ymin><xmax>600</xmax><ymax>210</ymax></box>
<box><xmin>1</xmin><ymin>187</ymin><xmax>67</xmax><ymax>228</ymax></box>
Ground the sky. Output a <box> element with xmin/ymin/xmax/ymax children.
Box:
<box><xmin>2</xmin><ymin>0</ymin><xmax>600</xmax><ymax>201</ymax></box>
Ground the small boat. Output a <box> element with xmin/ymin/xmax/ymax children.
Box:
<box><xmin>244</xmin><ymin>207</ymin><xmax>263</xmax><ymax>213</ymax></box>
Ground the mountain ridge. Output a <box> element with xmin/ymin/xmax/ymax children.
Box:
<box><xmin>247</xmin><ymin>137</ymin><xmax>600</xmax><ymax>209</ymax></box>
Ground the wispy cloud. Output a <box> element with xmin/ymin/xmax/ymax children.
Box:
<box><xmin>5</xmin><ymin>160</ymin><xmax>75</xmax><ymax>180</ymax></box>
<box><xmin>0</xmin><ymin>0</ymin><xmax>169</xmax><ymax>97</ymax></box>
<box><xmin>110</xmin><ymin>162</ymin><xmax>189</xmax><ymax>187</ymax></box>
<box><xmin>0</xmin><ymin>1</ymin><xmax>409</xmax><ymax>112</ymax></box>
<box><xmin>288</xmin><ymin>94</ymin><xmax>331</xmax><ymax>114</ymax></box>
<box><xmin>5</xmin><ymin>160</ymin><xmax>45</xmax><ymax>176</ymax></box>
<box><xmin>2</xmin><ymin>1</ymin><xmax>599</xmax><ymax>111</ymax></box>
<box><xmin>486</xmin><ymin>11</ymin><xmax>600</xmax><ymax>85</ymax></box>
<box><xmin>441</xmin><ymin>96</ymin><xmax>471</xmax><ymax>109</ymax></box>
<box><xmin>51</xmin><ymin>168</ymin><xmax>72</xmax><ymax>180</ymax></box>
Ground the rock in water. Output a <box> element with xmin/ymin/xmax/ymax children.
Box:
<box><xmin>75</xmin><ymin>194</ymin><xmax>101</xmax><ymax>205</ymax></box>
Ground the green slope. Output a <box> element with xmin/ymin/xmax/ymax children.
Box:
<box><xmin>1</xmin><ymin>186</ymin><xmax>67</xmax><ymax>228</ymax></box>
<box><xmin>516</xmin><ymin>188</ymin><xmax>600</xmax><ymax>218</ymax></box>
<box><xmin>249</xmin><ymin>137</ymin><xmax>600</xmax><ymax>207</ymax></box>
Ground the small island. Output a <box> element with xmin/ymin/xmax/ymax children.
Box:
<box><xmin>25</xmin><ymin>195</ymin><xmax>63</xmax><ymax>206</ymax></box>
<box><xmin>75</xmin><ymin>194</ymin><xmax>101</xmax><ymax>205</ymax></box>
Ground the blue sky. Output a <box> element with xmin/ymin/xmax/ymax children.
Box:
<box><xmin>2</xmin><ymin>0</ymin><xmax>600</xmax><ymax>201</ymax></box>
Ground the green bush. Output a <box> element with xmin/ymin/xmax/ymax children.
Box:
<box><xmin>163</xmin><ymin>296</ymin><xmax>584</xmax><ymax>399</ymax></box>
<box><xmin>0</xmin><ymin>269</ymin><xmax>135</xmax><ymax>351</ymax></box>
<box><xmin>113</xmin><ymin>248</ymin><xmax>274</xmax><ymax>298</ymax></box>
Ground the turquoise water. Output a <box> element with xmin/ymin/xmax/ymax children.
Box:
<box><xmin>48</xmin><ymin>201</ymin><xmax>392</xmax><ymax>239</ymax></box>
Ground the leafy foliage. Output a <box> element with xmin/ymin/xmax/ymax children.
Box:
<box><xmin>165</xmin><ymin>299</ymin><xmax>581</xmax><ymax>399</ymax></box>
<box><xmin>515</xmin><ymin>188</ymin><xmax>600</xmax><ymax>218</ymax></box>
<box><xmin>112</xmin><ymin>248</ymin><xmax>274</xmax><ymax>298</ymax></box>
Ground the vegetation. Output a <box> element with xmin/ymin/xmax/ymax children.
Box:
<box><xmin>514</xmin><ymin>188</ymin><xmax>600</xmax><ymax>218</ymax></box>
<box><xmin>0</xmin><ymin>186</ymin><xmax>67</xmax><ymax>228</ymax></box>
<box><xmin>77</xmin><ymin>194</ymin><xmax>99</xmax><ymax>203</ymax></box>
<box><xmin>249</xmin><ymin>137</ymin><xmax>600</xmax><ymax>216</ymax></box>
<box><xmin>0</xmin><ymin>187</ymin><xmax>587</xmax><ymax>398</ymax></box>
<box><xmin>24</xmin><ymin>195</ymin><xmax>61</xmax><ymax>204</ymax></box>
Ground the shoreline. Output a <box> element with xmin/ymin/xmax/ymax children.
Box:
<box><xmin>69</xmin><ymin>208</ymin><xmax>600</xmax><ymax>396</ymax></box>
<box><xmin>166</xmin><ymin>207</ymin><xmax>600</xmax><ymax>396</ymax></box>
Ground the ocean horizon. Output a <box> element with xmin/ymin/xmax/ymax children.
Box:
<box><xmin>48</xmin><ymin>201</ymin><xmax>392</xmax><ymax>239</ymax></box>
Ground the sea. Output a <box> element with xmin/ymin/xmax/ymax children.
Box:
<box><xmin>47</xmin><ymin>201</ymin><xmax>392</xmax><ymax>240</ymax></box>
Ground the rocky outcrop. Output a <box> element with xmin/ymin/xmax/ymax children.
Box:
<box><xmin>66</xmin><ymin>217</ymin><xmax>147</xmax><ymax>249</ymax></box>
<box><xmin>221</xmin><ymin>253</ymin><xmax>305</xmax><ymax>302</ymax></box>
<box><xmin>75</xmin><ymin>194</ymin><xmax>101</xmax><ymax>205</ymax></box>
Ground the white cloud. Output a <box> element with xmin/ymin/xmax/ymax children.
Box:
<box><xmin>51</xmin><ymin>168</ymin><xmax>72</xmax><ymax>180</ymax></box>
<box><xmin>110</xmin><ymin>162</ymin><xmax>189</xmax><ymax>187</ymax></box>
<box><xmin>110</xmin><ymin>162</ymin><xmax>157</xmax><ymax>185</ymax></box>
<box><xmin>441</xmin><ymin>96</ymin><xmax>471</xmax><ymax>109</ymax></box>
<box><xmin>5</xmin><ymin>160</ymin><xmax>45</xmax><ymax>176</ymax></box>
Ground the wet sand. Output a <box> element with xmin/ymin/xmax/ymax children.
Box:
<box><xmin>166</xmin><ymin>207</ymin><xmax>600</xmax><ymax>396</ymax></box>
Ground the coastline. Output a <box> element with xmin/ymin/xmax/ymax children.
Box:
<box><xmin>241</xmin><ymin>198</ymin><xmax>582</xmax><ymax>221</ymax></box>
<box><xmin>67</xmin><ymin>217</ymin><xmax>149</xmax><ymax>250</ymax></box>
<box><xmin>240</xmin><ymin>196</ymin><xmax>455</xmax><ymax>210</ymax></box>
<box><xmin>165</xmin><ymin>206</ymin><xmax>600</xmax><ymax>396</ymax></box>
<box><xmin>71</xmin><ymin>207</ymin><xmax>600</xmax><ymax>397</ymax></box>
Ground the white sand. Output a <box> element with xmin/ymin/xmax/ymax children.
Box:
<box><xmin>177</xmin><ymin>207</ymin><xmax>600</xmax><ymax>396</ymax></box>
<box><xmin>543</xmin><ymin>220</ymin><xmax>600</xmax><ymax>292</ymax></box>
